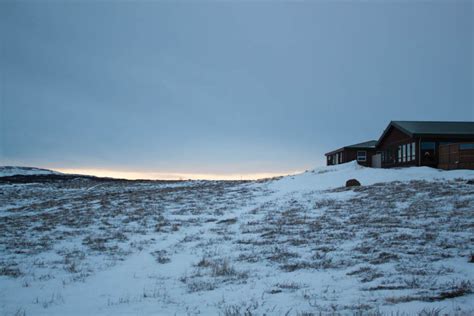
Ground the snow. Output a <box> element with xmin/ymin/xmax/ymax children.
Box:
<box><xmin>1</xmin><ymin>162</ymin><xmax>473</xmax><ymax>315</ymax></box>
<box><xmin>270</xmin><ymin>160</ymin><xmax>474</xmax><ymax>193</ymax></box>
<box><xmin>0</xmin><ymin>166</ymin><xmax>61</xmax><ymax>177</ymax></box>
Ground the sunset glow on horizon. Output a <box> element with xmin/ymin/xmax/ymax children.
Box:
<box><xmin>53</xmin><ymin>168</ymin><xmax>303</xmax><ymax>181</ymax></box>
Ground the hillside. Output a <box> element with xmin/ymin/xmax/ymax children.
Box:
<box><xmin>0</xmin><ymin>162</ymin><xmax>473</xmax><ymax>315</ymax></box>
<box><xmin>0</xmin><ymin>166</ymin><xmax>61</xmax><ymax>177</ymax></box>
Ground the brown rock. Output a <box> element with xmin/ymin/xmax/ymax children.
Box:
<box><xmin>346</xmin><ymin>179</ymin><xmax>361</xmax><ymax>187</ymax></box>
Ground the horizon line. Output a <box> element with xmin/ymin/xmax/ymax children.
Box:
<box><xmin>52</xmin><ymin>167</ymin><xmax>304</xmax><ymax>181</ymax></box>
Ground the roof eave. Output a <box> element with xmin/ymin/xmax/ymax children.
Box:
<box><xmin>324</xmin><ymin>147</ymin><xmax>345</xmax><ymax>156</ymax></box>
<box><xmin>345</xmin><ymin>146</ymin><xmax>376</xmax><ymax>150</ymax></box>
<box><xmin>414</xmin><ymin>133</ymin><xmax>474</xmax><ymax>138</ymax></box>
<box><xmin>325</xmin><ymin>145</ymin><xmax>376</xmax><ymax>156</ymax></box>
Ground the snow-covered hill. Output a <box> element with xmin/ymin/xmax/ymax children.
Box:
<box><xmin>0</xmin><ymin>163</ymin><xmax>473</xmax><ymax>315</ymax></box>
<box><xmin>0</xmin><ymin>166</ymin><xmax>61</xmax><ymax>177</ymax></box>
<box><xmin>271</xmin><ymin>160</ymin><xmax>474</xmax><ymax>193</ymax></box>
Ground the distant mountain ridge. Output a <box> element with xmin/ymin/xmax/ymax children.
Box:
<box><xmin>0</xmin><ymin>166</ymin><xmax>61</xmax><ymax>177</ymax></box>
<box><xmin>0</xmin><ymin>166</ymin><xmax>185</xmax><ymax>183</ymax></box>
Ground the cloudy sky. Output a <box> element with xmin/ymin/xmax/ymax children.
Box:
<box><xmin>1</xmin><ymin>1</ymin><xmax>472</xmax><ymax>179</ymax></box>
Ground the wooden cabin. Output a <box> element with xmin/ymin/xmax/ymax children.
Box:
<box><xmin>376</xmin><ymin>121</ymin><xmax>474</xmax><ymax>169</ymax></box>
<box><xmin>324</xmin><ymin>121</ymin><xmax>474</xmax><ymax>170</ymax></box>
<box><xmin>325</xmin><ymin>140</ymin><xmax>377</xmax><ymax>167</ymax></box>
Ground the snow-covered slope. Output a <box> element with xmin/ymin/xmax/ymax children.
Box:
<box><xmin>0</xmin><ymin>166</ymin><xmax>61</xmax><ymax>177</ymax></box>
<box><xmin>271</xmin><ymin>160</ymin><xmax>474</xmax><ymax>193</ymax></box>
<box><xmin>0</xmin><ymin>163</ymin><xmax>473</xmax><ymax>315</ymax></box>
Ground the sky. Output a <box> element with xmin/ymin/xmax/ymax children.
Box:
<box><xmin>0</xmin><ymin>1</ymin><xmax>473</xmax><ymax>179</ymax></box>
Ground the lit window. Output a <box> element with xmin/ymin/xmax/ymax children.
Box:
<box><xmin>357</xmin><ymin>151</ymin><xmax>367</xmax><ymax>162</ymax></box>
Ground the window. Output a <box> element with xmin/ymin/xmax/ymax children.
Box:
<box><xmin>398</xmin><ymin>146</ymin><xmax>402</xmax><ymax>162</ymax></box>
<box><xmin>411</xmin><ymin>142</ymin><xmax>416</xmax><ymax>161</ymax></box>
<box><xmin>421</xmin><ymin>142</ymin><xmax>436</xmax><ymax>150</ymax></box>
<box><xmin>460</xmin><ymin>143</ymin><xmax>474</xmax><ymax>150</ymax></box>
<box><xmin>387</xmin><ymin>149</ymin><xmax>393</xmax><ymax>162</ymax></box>
<box><xmin>421</xmin><ymin>141</ymin><xmax>436</xmax><ymax>162</ymax></box>
<box><xmin>402</xmin><ymin>145</ymin><xmax>406</xmax><ymax>162</ymax></box>
<box><xmin>357</xmin><ymin>151</ymin><xmax>367</xmax><ymax>162</ymax></box>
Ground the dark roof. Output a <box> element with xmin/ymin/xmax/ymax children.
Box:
<box><xmin>325</xmin><ymin>140</ymin><xmax>377</xmax><ymax>156</ymax></box>
<box><xmin>345</xmin><ymin>140</ymin><xmax>378</xmax><ymax>149</ymax></box>
<box><xmin>391</xmin><ymin>121</ymin><xmax>474</xmax><ymax>136</ymax></box>
<box><xmin>377</xmin><ymin>121</ymin><xmax>474</xmax><ymax>144</ymax></box>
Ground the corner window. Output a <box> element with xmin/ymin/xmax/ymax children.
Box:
<box><xmin>357</xmin><ymin>151</ymin><xmax>367</xmax><ymax>162</ymax></box>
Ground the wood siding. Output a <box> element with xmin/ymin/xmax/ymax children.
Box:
<box><xmin>326</xmin><ymin>148</ymin><xmax>375</xmax><ymax>167</ymax></box>
<box><xmin>438</xmin><ymin>143</ymin><xmax>474</xmax><ymax>170</ymax></box>
<box><xmin>377</xmin><ymin>126</ymin><xmax>418</xmax><ymax>168</ymax></box>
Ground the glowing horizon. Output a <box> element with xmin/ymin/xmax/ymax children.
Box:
<box><xmin>53</xmin><ymin>167</ymin><xmax>303</xmax><ymax>181</ymax></box>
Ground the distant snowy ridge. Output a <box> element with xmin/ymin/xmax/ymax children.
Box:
<box><xmin>0</xmin><ymin>166</ymin><xmax>61</xmax><ymax>177</ymax></box>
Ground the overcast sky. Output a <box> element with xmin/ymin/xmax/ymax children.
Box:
<box><xmin>1</xmin><ymin>1</ymin><xmax>472</xmax><ymax>178</ymax></box>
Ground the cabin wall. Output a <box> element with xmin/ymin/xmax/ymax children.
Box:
<box><xmin>343</xmin><ymin>149</ymin><xmax>376</xmax><ymax>167</ymax></box>
<box><xmin>377</xmin><ymin>126</ymin><xmax>417</xmax><ymax>168</ymax></box>
<box><xmin>326</xmin><ymin>148</ymin><xmax>375</xmax><ymax>167</ymax></box>
<box><xmin>417</xmin><ymin>136</ymin><xmax>474</xmax><ymax>168</ymax></box>
<box><xmin>438</xmin><ymin>143</ymin><xmax>474</xmax><ymax>170</ymax></box>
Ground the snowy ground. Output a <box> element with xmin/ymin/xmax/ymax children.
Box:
<box><xmin>1</xmin><ymin>162</ymin><xmax>473</xmax><ymax>315</ymax></box>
